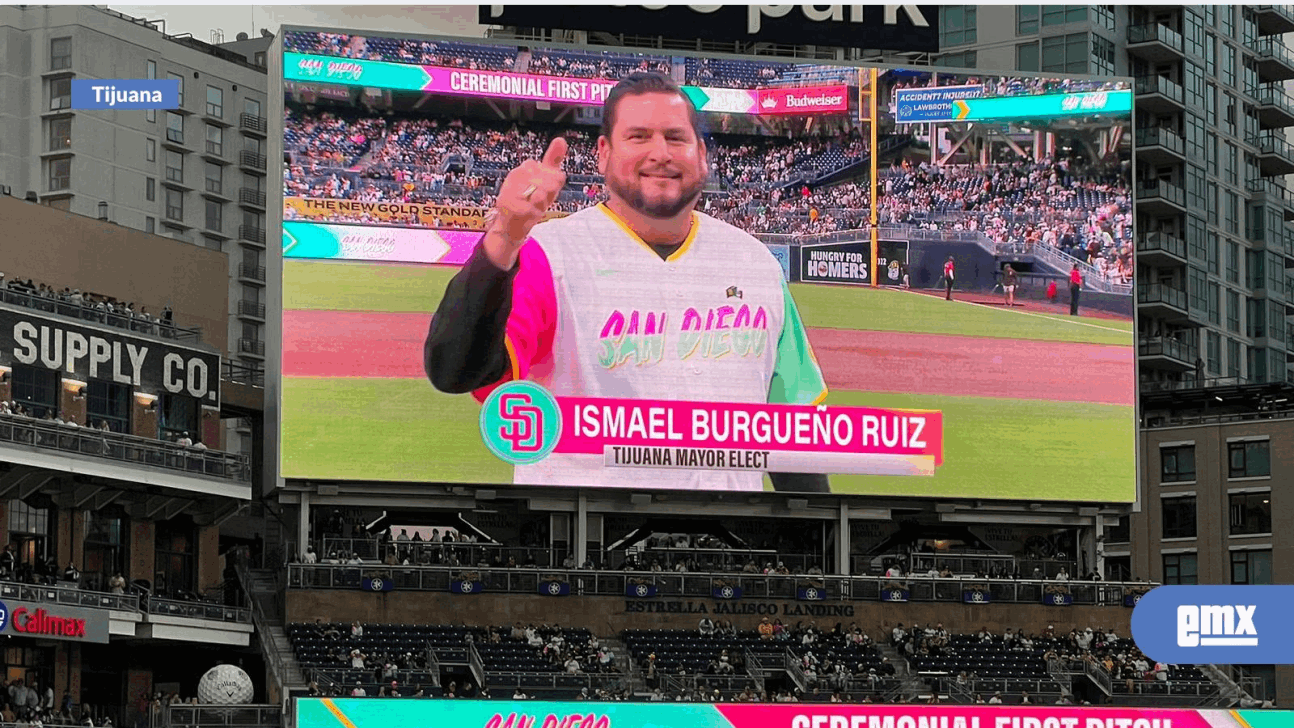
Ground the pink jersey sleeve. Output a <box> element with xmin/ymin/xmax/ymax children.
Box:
<box><xmin>471</xmin><ymin>239</ymin><xmax>558</xmax><ymax>402</ymax></box>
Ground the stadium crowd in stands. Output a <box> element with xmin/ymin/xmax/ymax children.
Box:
<box><xmin>1</xmin><ymin>274</ymin><xmax>178</xmax><ymax>337</ymax></box>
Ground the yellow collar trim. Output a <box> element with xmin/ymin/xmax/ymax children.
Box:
<box><xmin>597</xmin><ymin>203</ymin><xmax>698</xmax><ymax>263</ymax></box>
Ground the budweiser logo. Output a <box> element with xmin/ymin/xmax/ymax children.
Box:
<box><xmin>786</xmin><ymin>94</ymin><xmax>844</xmax><ymax>108</ymax></box>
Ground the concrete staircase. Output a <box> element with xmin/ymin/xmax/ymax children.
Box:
<box><xmin>237</xmin><ymin>561</ymin><xmax>311</xmax><ymax>701</ymax></box>
<box><xmin>877</xmin><ymin>643</ymin><xmax>926</xmax><ymax>699</ymax></box>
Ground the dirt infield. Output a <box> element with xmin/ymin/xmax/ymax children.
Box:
<box><xmin>908</xmin><ymin>287</ymin><xmax>1135</xmax><ymax>322</ymax></box>
<box><xmin>283</xmin><ymin>309</ymin><xmax>1133</xmax><ymax>406</ymax></box>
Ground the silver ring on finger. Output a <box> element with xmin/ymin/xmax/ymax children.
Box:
<box><xmin>521</xmin><ymin>184</ymin><xmax>538</xmax><ymax>200</ymax></box>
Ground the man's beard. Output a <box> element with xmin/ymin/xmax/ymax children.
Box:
<box><xmin>606</xmin><ymin>169</ymin><xmax>705</xmax><ymax>219</ymax></box>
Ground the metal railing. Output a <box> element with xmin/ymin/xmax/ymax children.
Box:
<box><xmin>483</xmin><ymin>671</ymin><xmax>623</xmax><ymax>691</ymax></box>
<box><xmin>223</xmin><ymin>360</ymin><xmax>264</xmax><ymax>387</ymax></box>
<box><xmin>240</xmin><ymin>151</ymin><xmax>268</xmax><ymax>170</ymax></box>
<box><xmin>286</xmin><ymin>564</ymin><xmax>1156</xmax><ymax>607</ymax></box>
<box><xmin>238</xmin><ymin>300</ymin><xmax>267</xmax><ymax>318</ymax></box>
<box><xmin>1255</xmin><ymin>36</ymin><xmax>1294</xmax><ymax>68</ymax></box>
<box><xmin>0</xmin><ymin>287</ymin><xmax>201</xmax><ymax>342</ymax></box>
<box><xmin>239</xmin><ymin>338</ymin><xmax>266</xmax><ymax>356</ymax></box>
<box><xmin>1139</xmin><ymin>336</ymin><xmax>1197</xmax><ymax>363</ymax></box>
<box><xmin>784</xmin><ymin>646</ymin><xmax>809</xmax><ymax>692</ymax></box>
<box><xmin>1134</xmin><ymin>75</ymin><xmax>1185</xmax><ymax>104</ymax></box>
<box><xmin>1246</xmin><ymin>177</ymin><xmax>1292</xmax><ymax>202</ymax></box>
<box><xmin>1134</xmin><ymin>127</ymin><xmax>1185</xmax><ymax>154</ymax></box>
<box><xmin>468</xmin><ymin>641</ymin><xmax>486</xmax><ymax>688</ymax></box>
<box><xmin>240</xmin><ymin>113</ymin><xmax>268</xmax><ymax>135</ymax></box>
<box><xmin>233</xmin><ymin>552</ymin><xmax>294</xmax><ymax>706</ymax></box>
<box><xmin>239</xmin><ymin>264</ymin><xmax>267</xmax><ymax>282</ymax></box>
<box><xmin>1127</xmin><ymin>23</ymin><xmax>1184</xmax><ymax>52</ymax></box>
<box><xmin>1249</xmin><ymin>133</ymin><xmax>1294</xmax><ymax>160</ymax></box>
<box><xmin>1135</xmin><ymin>179</ymin><xmax>1186</xmax><ymax>207</ymax></box>
<box><xmin>144</xmin><ymin>595</ymin><xmax>251</xmax><ymax>623</ymax></box>
<box><xmin>239</xmin><ymin>188</ymin><xmax>267</xmax><ymax>207</ymax></box>
<box><xmin>1256</xmin><ymin>5</ymin><xmax>1294</xmax><ymax>25</ymax></box>
<box><xmin>1256</xmin><ymin>85</ymin><xmax>1294</xmax><ymax>115</ymax></box>
<box><xmin>238</xmin><ymin>225</ymin><xmax>267</xmax><ymax>244</ymax></box>
<box><xmin>166</xmin><ymin>705</ymin><xmax>280</xmax><ymax>728</ymax></box>
<box><xmin>1084</xmin><ymin>658</ymin><xmax>1113</xmax><ymax>696</ymax></box>
<box><xmin>1136</xmin><ymin>232</ymin><xmax>1186</xmax><ymax>259</ymax></box>
<box><xmin>0</xmin><ymin>413</ymin><xmax>251</xmax><ymax>482</ymax></box>
<box><xmin>0</xmin><ymin>580</ymin><xmax>139</xmax><ymax>612</ymax></box>
<box><xmin>1137</xmin><ymin>283</ymin><xmax>1188</xmax><ymax>310</ymax></box>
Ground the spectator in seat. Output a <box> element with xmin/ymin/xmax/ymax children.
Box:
<box><xmin>351</xmin><ymin>621</ymin><xmax>364</xmax><ymax>639</ymax></box>
<box><xmin>512</xmin><ymin>688</ymin><xmax>527</xmax><ymax>700</ymax></box>
<box><xmin>303</xmin><ymin>546</ymin><xmax>317</xmax><ymax>564</ymax></box>
<box><xmin>698</xmin><ymin>617</ymin><xmax>716</xmax><ymax>636</ymax></box>
<box><xmin>1020</xmin><ymin>691</ymin><xmax>1033</xmax><ymax>705</ymax></box>
<box><xmin>63</xmin><ymin>563</ymin><xmax>79</xmax><ymax>584</ymax></box>
<box><xmin>988</xmin><ymin>692</ymin><xmax>1003</xmax><ymax>704</ymax></box>
<box><xmin>1055</xmin><ymin>567</ymin><xmax>1070</xmax><ymax>581</ymax></box>
<box><xmin>351</xmin><ymin>682</ymin><xmax>365</xmax><ymax>697</ymax></box>
<box><xmin>758</xmin><ymin>616</ymin><xmax>774</xmax><ymax>640</ymax></box>
<box><xmin>565</xmin><ymin>656</ymin><xmax>581</xmax><ymax>674</ymax></box>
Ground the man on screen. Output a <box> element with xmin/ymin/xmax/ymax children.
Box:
<box><xmin>425</xmin><ymin>73</ymin><xmax>828</xmax><ymax>492</ymax></box>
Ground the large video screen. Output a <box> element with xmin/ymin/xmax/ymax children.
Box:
<box><xmin>279</xmin><ymin>30</ymin><xmax>1136</xmax><ymax>500</ymax></box>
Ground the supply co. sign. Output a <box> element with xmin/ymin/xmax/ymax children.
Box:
<box><xmin>481</xmin><ymin>5</ymin><xmax>940</xmax><ymax>52</ymax></box>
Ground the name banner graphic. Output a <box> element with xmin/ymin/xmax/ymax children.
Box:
<box><xmin>297</xmin><ymin>697</ymin><xmax>1267</xmax><ymax>728</ymax></box>
<box><xmin>283</xmin><ymin>222</ymin><xmax>480</xmax><ymax>265</ymax></box>
<box><xmin>284</xmin><ymin>196</ymin><xmax>567</xmax><ymax>230</ymax></box>
<box><xmin>482</xmin><ymin>383</ymin><xmax>944</xmax><ymax>476</ymax></box>
<box><xmin>71</xmin><ymin>79</ymin><xmax>179</xmax><ymax>110</ymax></box>
<box><xmin>286</xmin><ymin>53</ymin><xmax>849</xmax><ymax>116</ymax></box>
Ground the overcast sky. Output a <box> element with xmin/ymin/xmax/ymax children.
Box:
<box><xmin>106</xmin><ymin>4</ymin><xmax>489</xmax><ymax>43</ymax></box>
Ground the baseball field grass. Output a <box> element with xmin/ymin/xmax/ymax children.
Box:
<box><xmin>281</xmin><ymin>259</ymin><xmax>1136</xmax><ymax>501</ymax></box>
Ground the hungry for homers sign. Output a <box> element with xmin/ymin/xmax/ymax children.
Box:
<box><xmin>297</xmin><ymin>698</ymin><xmax>1285</xmax><ymax>728</ymax></box>
<box><xmin>0</xmin><ymin>308</ymin><xmax>221</xmax><ymax>405</ymax></box>
<box><xmin>801</xmin><ymin>241</ymin><xmax>909</xmax><ymax>286</ymax></box>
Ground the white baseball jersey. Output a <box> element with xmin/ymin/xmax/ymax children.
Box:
<box><xmin>477</xmin><ymin>203</ymin><xmax>826</xmax><ymax>491</ymax></box>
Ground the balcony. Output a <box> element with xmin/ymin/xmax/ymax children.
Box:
<box><xmin>1256</xmin><ymin>86</ymin><xmax>1294</xmax><ymax>130</ymax></box>
<box><xmin>1135</xmin><ymin>179</ymin><xmax>1186</xmax><ymax>217</ymax></box>
<box><xmin>1133</xmin><ymin>127</ymin><xmax>1186</xmax><ymax>165</ymax></box>
<box><xmin>1255</xmin><ymin>37</ymin><xmax>1294</xmax><ymax>83</ymax></box>
<box><xmin>237</xmin><ymin>300</ymin><xmax>266</xmax><ymax>320</ymax></box>
<box><xmin>1135</xmin><ymin>232</ymin><xmax>1187</xmax><ymax>268</ymax></box>
<box><xmin>1250</xmin><ymin>133</ymin><xmax>1294</xmax><ymax>176</ymax></box>
<box><xmin>238</xmin><ymin>224</ymin><xmax>267</xmax><ymax>247</ymax></box>
<box><xmin>239</xmin><ymin>113</ymin><xmax>268</xmax><ymax>137</ymax></box>
<box><xmin>1256</xmin><ymin>5</ymin><xmax>1294</xmax><ymax>34</ymax></box>
<box><xmin>1</xmin><ymin>288</ymin><xmax>203</xmax><ymax>342</ymax></box>
<box><xmin>138</xmin><ymin>596</ymin><xmax>252</xmax><ymax>646</ymax></box>
<box><xmin>238</xmin><ymin>263</ymin><xmax>266</xmax><ymax>283</ymax></box>
<box><xmin>1138</xmin><ymin>336</ymin><xmax>1198</xmax><ymax>372</ymax></box>
<box><xmin>1126</xmin><ymin>23</ymin><xmax>1184</xmax><ymax>62</ymax></box>
<box><xmin>239</xmin><ymin>150</ymin><xmax>267</xmax><ymax>171</ymax></box>
<box><xmin>1134</xmin><ymin>75</ymin><xmax>1185</xmax><ymax>114</ymax></box>
<box><xmin>200</xmin><ymin>141</ymin><xmax>226</xmax><ymax>165</ymax></box>
<box><xmin>1137</xmin><ymin>283</ymin><xmax>1190</xmax><ymax>322</ymax></box>
<box><xmin>238</xmin><ymin>187</ymin><xmax>266</xmax><ymax>208</ymax></box>
<box><xmin>239</xmin><ymin>338</ymin><xmax>266</xmax><ymax>357</ymax></box>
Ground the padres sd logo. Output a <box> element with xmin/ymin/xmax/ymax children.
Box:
<box><xmin>480</xmin><ymin>381</ymin><xmax>562</xmax><ymax>465</ymax></box>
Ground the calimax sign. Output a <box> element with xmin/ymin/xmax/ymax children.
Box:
<box><xmin>0</xmin><ymin>599</ymin><xmax>111</xmax><ymax>644</ymax></box>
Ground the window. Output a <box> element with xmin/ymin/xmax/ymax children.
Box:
<box><xmin>1162</xmin><ymin>497</ymin><xmax>1197</xmax><ymax>539</ymax></box>
<box><xmin>9</xmin><ymin>500</ymin><xmax>52</xmax><ymax>573</ymax></box>
<box><xmin>155</xmin><ymin>517</ymin><xmax>196</xmax><ymax>595</ymax></box>
<box><xmin>1226</xmin><ymin>289</ymin><xmax>1240</xmax><ymax>332</ymax></box>
<box><xmin>146</xmin><ymin>217</ymin><xmax>155</xmax><ymax>234</ymax></box>
<box><xmin>48</xmin><ymin>158</ymin><xmax>70</xmax><ymax>191</ymax></box>
<box><xmin>205</xmin><ymin>199</ymin><xmax>222</xmax><ymax>232</ymax></box>
<box><xmin>1227</xmin><ymin>242</ymin><xmax>1240</xmax><ymax>284</ymax></box>
<box><xmin>1208</xmin><ymin>282</ymin><xmax>1220</xmax><ymax>325</ymax></box>
<box><xmin>165</xmin><ymin>188</ymin><xmax>183</xmax><ymax>221</ymax></box>
<box><xmin>1017</xmin><ymin>5</ymin><xmax>1039</xmax><ymax>35</ymax></box>
<box><xmin>146</xmin><ymin>177</ymin><xmax>155</xmax><ymax>201</ymax></box>
<box><xmin>1227</xmin><ymin>339</ymin><xmax>1241</xmax><ymax>378</ymax></box>
<box><xmin>147</xmin><ymin>138</ymin><xmax>156</xmax><ymax>162</ymax></box>
<box><xmin>146</xmin><ymin>60</ymin><xmax>157</xmax><ymax>80</ymax></box>
<box><xmin>243</xmin><ymin>136</ymin><xmax>264</xmax><ymax>156</ymax></box>
<box><xmin>1017</xmin><ymin>42</ymin><xmax>1040</xmax><ymax>72</ymax></box>
<box><xmin>49</xmin><ymin>77</ymin><xmax>71</xmax><ymax>110</ymax></box>
<box><xmin>167</xmin><ymin>71</ymin><xmax>184</xmax><ymax>106</ymax></box>
<box><xmin>159</xmin><ymin>394</ymin><xmax>197</xmax><ymax>442</ymax></box>
<box><xmin>1093</xmin><ymin>4</ymin><xmax>1116</xmax><ymax>31</ymax></box>
<box><xmin>1207</xmin><ymin>330</ymin><xmax>1221</xmax><ymax>374</ymax></box>
<box><xmin>1220</xmin><ymin>5</ymin><xmax>1234</xmax><ymax>37</ymax></box>
<box><xmin>1042</xmin><ymin>5</ymin><xmax>1085</xmax><ymax>26</ymax></box>
<box><xmin>205</xmin><ymin>85</ymin><xmax>223</xmax><ymax>118</ymax></box>
<box><xmin>1207</xmin><ymin>231</ymin><xmax>1219</xmax><ymax>276</ymax></box>
<box><xmin>206</xmin><ymin>124</ymin><xmax>223</xmax><ymax>156</ymax></box>
<box><xmin>48</xmin><ymin>118</ymin><xmax>71</xmax><ymax>151</ymax></box>
<box><xmin>1232</xmin><ymin>550</ymin><xmax>1272</xmax><ymax>585</ymax></box>
<box><xmin>1106</xmin><ymin>514</ymin><xmax>1130</xmax><ymax>543</ymax></box>
<box><xmin>254</xmin><ymin>51</ymin><xmax>266</xmax><ymax>67</ymax></box>
<box><xmin>205</xmin><ymin>162</ymin><xmax>222</xmax><ymax>195</ymax></box>
<box><xmin>1230</xmin><ymin>492</ymin><xmax>1271</xmax><ymax>536</ymax></box>
<box><xmin>1163</xmin><ymin>553</ymin><xmax>1198</xmax><ymax>585</ymax></box>
<box><xmin>1229</xmin><ymin>440</ymin><xmax>1271</xmax><ymax>478</ymax></box>
<box><xmin>1105</xmin><ymin>556</ymin><xmax>1131</xmax><ymax>582</ymax></box>
<box><xmin>1160</xmin><ymin>445</ymin><xmax>1196</xmax><ymax>483</ymax></box>
<box><xmin>49</xmin><ymin>37</ymin><xmax>71</xmax><ymax>70</ymax></box>
<box><xmin>940</xmin><ymin>6</ymin><xmax>976</xmax><ymax>47</ymax></box>
<box><xmin>165</xmin><ymin>150</ymin><xmax>183</xmax><ymax>183</ymax></box>
<box><xmin>1206</xmin><ymin>33</ymin><xmax>1216</xmax><ymax>77</ymax></box>
<box><xmin>10</xmin><ymin>366</ymin><xmax>59</xmax><ymax>419</ymax></box>
<box><xmin>1091</xmin><ymin>33</ymin><xmax>1116</xmax><ymax>76</ymax></box>
<box><xmin>83</xmin><ymin>511</ymin><xmax>127</xmax><ymax>592</ymax></box>
<box><xmin>166</xmin><ymin>112</ymin><xmax>184</xmax><ymax>144</ymax></box>
<box><xmin>1041</xmin><ymin>33</ymin><xmax>1089</xmax><ymax>74</ymax></box>
<box><xmin>87</xmin><ymin>380</ymin><xmax>131</xmax><ymax>434</ymax></box>
<box><xmin>934</xmin><ymin>51</ymin><xmax>977</xmax><ymax>69</ymax></box>
<box><xmin>244</xmin><ymin>98</ymin><xmax>262</xmax><ymax>118</ymax></box>
<box><xmin>1224</xmin><ymin>142</ymin><xmax>1237</xmax><ymax>185</ymax></box>
<box><xmin>1184</xmin><ymin>9</ymin><xmax>1205</xmax><ymax>59</ymax></box>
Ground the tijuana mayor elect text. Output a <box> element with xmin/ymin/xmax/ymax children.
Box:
<box><xmin>791</xmin><ymin>716</ymin><xmax>1175</xmax><ymax>728</ymax></box>
<box><xmin>573</xmin><ymin>405</ymin><xmax>927</xmax><ymax>450</ymax></box>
